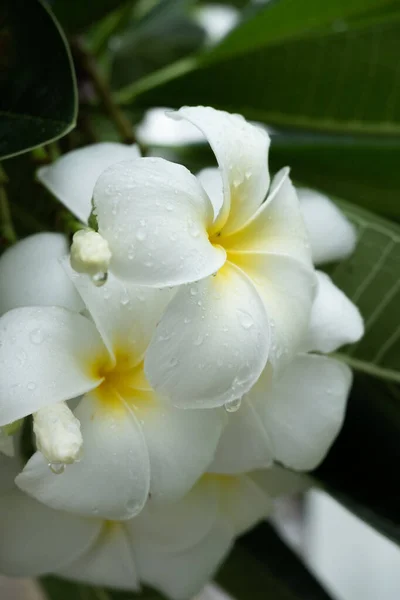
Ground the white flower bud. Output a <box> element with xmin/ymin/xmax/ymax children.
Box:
<box><xmin>33</xmin><ymin>401</ymin><xmax>83</xmax><ymax>466</ymax></box>
<box><xmin>70</xmin><ymin>229</ymin><xmax>111</xmax><ymax>277</ymax></box>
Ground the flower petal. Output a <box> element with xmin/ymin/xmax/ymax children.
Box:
<box><xmin>215</xmin><ymin>474</ymin><xmax>272</xmax><ymax>536</ymax></box>
<box><xmin>64</xmin><ymin>263</ymin><xmax>174</xmax><ymax>363</ymax></box>
<box><xmin>139</xmin><ymin>398</ymin><xmax>226</xmax><ymax>503</ymax></box>
<box><xmin>127</xmin><ymin>476</ymin><xmax>219</xmax><ymax>553</ymax></box>
<box><xmin>251</xmin><ymin>466</ymin><xmax>311</xmax><ymax>498</ymax></box>
<box><xmin>145</xmin><ymin>262</ymin><xmax>270</xmax><ymax>408</ymax></box>
<box><xmin>16</xmin><ymin>393</ymin><xmax>150</xmax><ymax>520</ymax></box>
<box><xmin>0</xmin><ymin>307</ymin><xmax>104</xmax><ymax>425</ymax></box>
<box><xmin>94</xmin><ymin>157</ymin><xmax>225</xmax><ymax>286</ymax></box>
<box><xmin>171</xmin><ymin>107</ymin><xmax>270</xmax><ymax>235</ymax></box>
<box><xmin>231</xmin><ymin>253</ymin><xmax>316</xmax><ymax>371</ymax></box>
<box><xmin>133</xmin><ymin>521</ymin><xmax>233</xmax><ymax>600</ymax></box>
<box><xmin>58</xmin><ymin>523</ymin><xmax>139</xmax><ymax>591</ymax></box>
<box><xmin>298</xmin><ymin>188</ymin><xmax>357</xmax><ymax>265</ymax></box>
<box><xmin>197</xmin><ymin>167</ymin><xmax>224</xmax><ymax>221</ymax></box>
<box><xmin>0</xmin><ymin>233</ymin><xmax>84</xmax><ymax>316</ymax></box>
<box><xmin>304</xmin><ymin>271</ymin><xmax>364</xmax><ymax>353</ymax></box>
<box><xmin>223</xmin><ymin>168</ymin><xmax>312</xmax><ymax>266</ymax></box>
<box><xmin>210</xmin><ymin>394</ymin><xmax>273</xmax><ymax>474</ymax></box>
<box><xmin>260</xmin><ymin>354</ymin><xmax>352</xmax><ymax>470</ymax></box>
<box><xmin>38</xmin><ymin>143</ymin><xmax>141</xmax><ymax>223</ymax></box>
<box><xmin>0</xmin><ymin>489</ymin><xmax>100</xmax><ymax>577</ymax></box>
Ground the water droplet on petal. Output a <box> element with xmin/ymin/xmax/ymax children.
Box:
<box><xmin>120</xmin><ymin>288</ymin><xmax>130</xmax><ymax>306</ymax></box>
<box><xmin>136</xmin><ymin>229</ymin><xmax>147</xmax><ymax>241</ymax></box>
<box><xmin>193</xmin><ymin>334</ymin><xmax>204</xmax><ymax>346</ymax></box>
<box><xmin>92</xmin><ymin>271</ymin><xmax>108</xmax><ymax>287</ymax></box>
<box><xmin>190</xmin><ymin>287</ymin><xmax>198</xmax><ymax>296</ymax></box>
<box><xmin>30</xmin><ymin>329</ymin><xmax>44</xmax><ymax>345</ymax></box>
<box><xmin>224</xmin><ymin>398</ymin><xmax>242</xmax><ymax>413</ymax></box>
<box><xmin>237</xmin><ymin>310</ymin><xmax>254</xmax><ymax>330</ymax></box>
<box><xmin>27</xmin><ymin>382</ymin><xmax>36</xmax><ymax>391</ymax></box>
<box><xmin>49</xmin><ymin>462</ymin><xmax>65</xmax><ymax>475</ymax></box>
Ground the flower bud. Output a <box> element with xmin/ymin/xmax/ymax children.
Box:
<box><xmin>70</xmin><ymin>229</ymin><xmax>111</xmax><ymax>277</ymax></box>
<box><xmin>33</xmin><ymin>401</ymin><xmax>83</xmax><ymax>467</ymax></box>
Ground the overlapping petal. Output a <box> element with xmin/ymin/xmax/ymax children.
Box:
<box><xmin>16</xmin><ymin>393</ymin><xmax>150</xmax><ymax>520</ymax></box>
<box><xmin>38</xmin><ymin>143</ymin><xmax>141</xmax><ymax>223</ymax></box>
<box><xmin>0</xmin><ymin>233</ymin><xmax>83</xmax><ymax>316</ymax></box>
<box><xmin>145</xmin><ymin>262</ymin><xmax>270</xmax><ymax>408</ymax></box>
<box><xmin>138</xmin><ymin>397</ymin><xmax>226</xmax><ymax>503</ymax></box>
<box><xmin>304</xmin><ymin>271</ymin><xmax>364</xmax><ymax>353</ymax></box>
<box><xmin>58</xmin><ymin>523</ymin><xmax>139</xmax><ymax>590</ymax></box>
<box><xmin>94</xmin><ymin>157</ymin><xmax>225</xmax><ymax>286</ymax></box>
<box><xmin>171</xmin><ymin>106</ymin><xmax>270</xmax><ymax>235</ymax></box>
<box><xmin>0</xmin><ymin>489</ymin><xmax>100</xmax><ymax>577</ymax></box>
<box><xmin>64</xmin><ymin>263</ymin><xmax>174</xmax><ymax>364</ymax></box>
<box><xmin>252</xmin><ymin>355</ymin><xmax>352</xmax><ymax>470</ymax></box>
<box><xmin>298</xmin><ymin>188</ymin><xmax>357</xmax><ymax>265</ymax></box>
<box><xmin>223</xmin><ymin>168</ymin><xmax>312</xmax><ymax>266</ymax></box>
<box><xmin>231</xmin><ymin>253</ymin><xmax>316</xmax><ymax>371</ymax></box>
<box><xmin>0</xmin><ymin>307</ymin><xmax>104</xmax><ymax>425</ymax></box>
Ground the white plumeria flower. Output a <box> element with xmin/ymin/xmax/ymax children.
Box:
<box><xmin>39</xmin><ymin>107</ymin><xmax>316</xmax><ymax>409</ymax></box>
<box><xmin>0</xmin><ymin>452</ymin><xmax>275</xmax><ymax>600</ymax></box>
<box><xmin>0</xmin><ymin>255</ymin><xmax>224</xmax><ymax>520</ymax></box>
<box><xmin>211</xmin><ymin>233</ymin><xmax>364</xmax><ymax>474</ymax></box>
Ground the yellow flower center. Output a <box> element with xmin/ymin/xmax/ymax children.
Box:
<box><xmin>88</xmin><ymin>347</ymin><xmax>154</xmax><ymax>415</ymax></box>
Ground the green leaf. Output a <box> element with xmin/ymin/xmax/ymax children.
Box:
<box><xmin>315</xmin><ymin>374</ymin><xmax>400</xmax><ymax>547</ymax></box>
<box><xmin>328</xmin><ymin>200</ymin><xmax>400</xmax><ymax>383</ymax></box>
<box><xmin>51</xmin><ymin>0</ymin><xmax>132</xmax><ymax>33</ymax></box>
<box><xmin>269</xmin><ymin>133</ymin><xmax>400</xmax><ymax>224</ymax></box>
<box><xmin>217</xmin><ymin>523</ymin><xmax>332</xmax><ymax>600</ymax></box>
<box><xmin>0</xmin><ymin>0</ymin><xmax>77</xmax><ymax>160</ymax></box>
<box><xmin>118</xmin><ymin>0</ymin><xmax>400</xmax><ymax>135</ymax></box>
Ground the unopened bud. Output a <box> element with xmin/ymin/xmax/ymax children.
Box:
<box><xmin>33</xmin><ymin>402</ymin><xmax>83</xmax><ymax>466</ymax></box>
<box><xmin>70</xmin><ymin>229</ymin><xmax>111</xmax><ymax>277</ymax></box>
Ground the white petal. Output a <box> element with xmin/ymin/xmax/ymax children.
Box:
<box><xmin>139</xmin><ymin>399</ymin><xmax>226</xmax><ymax>503</ymax></box>
<box><xmin>298</xmin><ymin>188</ymin><xmax>357</xmax><ymax>265</ymax></box>
<box><xmin>94</xmin><ymin>157</ymin><xmax>225</xmax><ymax>286</ymax></box>
<box><xmin>0</xmin><ymin>489</ymin><xmax>100</xmax><ymax>577</ymax></box>
<box><xmin>38</xmin><ymin>143</ymin><xmax>141</xmax><ymax>223</ymax></box>
<box><xmin>171</xmin><ymin>107</ymin><xmax>270</xmax><ymax>235</ymax></box>
<box><xmin>216</xmin><ymin>474</ymin><xmax>272</xmax><ymax>536</ymax></box>
<box><xmin>223</xmin><ymin>168</ymin><xmax>312</xmax><ymax>266</ymax></box>
<box><xmin>133</xmin><ymin>521</ymin><xmax>233</xmax><ymax>600</ymax></box>
<box><xmin>251</xmin><ymin>466</ymin><xmax>311</xmax><ymax>498</ymax></box>
<box><xmin>58</xmin><ymin>523</ymin><xmax>139</xmax><ymax>591</ymax></box>
<box><xmin>127</xmin><ymin>476</ymin><xmax>219</xmax><ymax>553</ymax></box>
<box><xmin>145</xmin><ymin>262</ymin><xmax>270</xmax><ymax>408</ymax></box>
<box><xmin>231</xmin><ymin>253</ymin><xmax>316</xmax><ymax>371</ymax></box>
<box><xmin>210</xmin><ymin>394</ymin><xmax>273</xmax><ymax>474</ymax></box>
<box><xmin>304</xmin><ymin>271</ymin><xmax>364</xmax><ymax>353</ymax></box>
<box><xmin>16</xmin><ymin>393</ymin><xmax>150</xmax><ymax>520</ymax></box>
<box><xmin>64</xmin><ymin>263</ymin><xmax>174</xmax><ymax>363</ymax></box>
<box><xmin>0</xmin><ymin>233</ymin><xmax>83</xmax><ymax>316</ymax></box>
<box><xmin>0</xmin><ymin>307</ymin><xmax>104</xmax><ymax>425</ymax></box>
<box><xmin>197</xmin><ymin>167</ymin><xmax>224</xmax><ymax>221</ymax></box>
<box><xmin>263</xmin><ymin>354</ymin><xmax>352</xmax><ymax>470</ymax></box>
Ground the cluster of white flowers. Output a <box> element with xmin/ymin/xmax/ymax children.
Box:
<box><xmin>0</xmin><ymin>107</ymin><xmax>363</xmax><ymax>599</ymax></box>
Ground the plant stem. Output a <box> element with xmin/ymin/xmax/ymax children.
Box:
<box><xmin>0</xmin><ymin>166</ymin><xmax>17</xmax><ymax>245</ymax></box>
<box><xmin>72</xmin><ymin>37</ymin><xmax>135</xmax><ymax>144</ymax></box>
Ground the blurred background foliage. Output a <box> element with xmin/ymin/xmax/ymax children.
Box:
<box><xmin>1</xmin><ymin>0</ymin><xmax>400</xmax><ymax>599</ymax></box>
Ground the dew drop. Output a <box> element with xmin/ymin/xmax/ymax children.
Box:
<box><xmin>120</xmin><ymin>288</ymin><xmax>130</xmax><ymax>306</ymax></box>
<box><xmin>136</xmin><ymin>229</ymin><xmax>147</xmax><ymax>241</ymax></box>
<box><xmin>92</xmin><ymin>271</ymin><xmax>108</xmax><ymax>287</ymax></box>
<box><xmin>27</xmin><ymin>382</ymin><xmax>36</xmax><ymax>391</ymax></box>
<box><xmin>237</xmin><ymin>310</ymin><xmax>254</xmax><ymax>330</ymax></box>
<box><xmin>189</xmin><ymin>287</ymin><xmax>198</xmax><ymax>296</ymax></box>
<box><xmin>224</xmin><ymin>398</ymin><xmax>242</xmax><ymax>413</ymax></box>
<box><xmin>49</xmin><ymin>462</ymin><xmax>65</xmax><ymax>475</ymax></box>
<box><xmin>168</xmin><ymin>357</ymin><xmax>179</xmax><ymax>368</ymax></box>
<box><xmin>193</xmin><ymin>334</ymin><xmax>204</xmax><ymax>346</ymax></box>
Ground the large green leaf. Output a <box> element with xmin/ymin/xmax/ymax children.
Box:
<box><xmin>0</xmin><ymin>0</ymin><xmax>77</xmax><ymax>160</ymax></box>
<box><xmin>117</xmin><ymin>0</ymin><xmax>400</xmax><ymax>135</ymax></box>
<box><xmin>269</xmin><ymin>133</ymin><xmax>400</xmax><ymax>223</ymax></box>
<box><xmin>329</xmin><ymin>201</ymin><xmax>400</xmax><ymax>383</ymax></box>
<box><xmin>315</xmin><ymin>374</ymin><xmax>400</xmax><ymax>547</ymax></box>
<box><xmin>218</xmin><ymin>523</ymin><xmax>332</xmax><ymax>600</ymax></box>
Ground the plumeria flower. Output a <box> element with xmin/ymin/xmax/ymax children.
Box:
<box><xmin>0</xmin><ymin>452</ymin><xmax>278</xmax><ymax>600</ymax></box>
<box><xmin>0</xmin><ymin>248</ymin><xmax>224</xmax><ymax>520</ymax></box>
<box><xmin>209</xmin><ymin>201</ymin><xmax>364</xmax><ymax>473</ymax></box>
<box><xmin>39</xmin><ymin>106</ymin><xmax>316</xmax><ymax>410</ymax></box>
